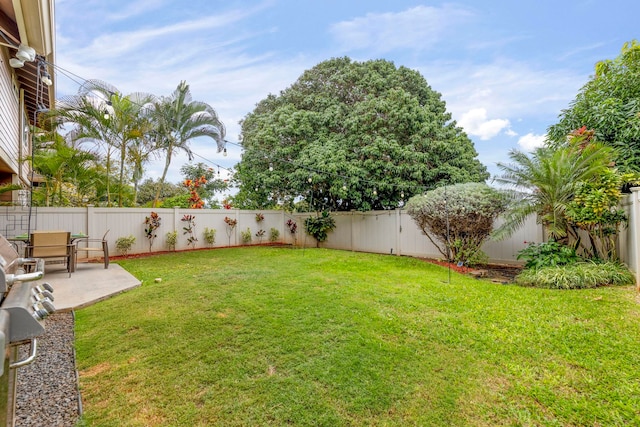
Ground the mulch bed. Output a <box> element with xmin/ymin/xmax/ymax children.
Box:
<box><xmin>421</xmin><ymin>258</ymin><xmax>523</xmax><ymax>283</ymax></box>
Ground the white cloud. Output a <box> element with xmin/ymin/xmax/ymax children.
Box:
<box><xmin>458</xmin><ymin>108</ymin><xmax>510</xmax><ymax>140</ymax></box>
<box><xmin>329</xmin><ymin>4</ymin><xmax>473</xmax><ymax>52</ymax></box>
<box><xmin>518</xmin><ymin>133</ymin><xmax>547</xmax><ymax>151</ymax></box>
<box><xmin>424</xmin><ymin>58</ymin><xmax>587</xmax><ymax>121</ymax></box>
<box><xmin>106</xmin><ymin>0</ymin><xmax>169</xmax><ymax>22</ymax></box>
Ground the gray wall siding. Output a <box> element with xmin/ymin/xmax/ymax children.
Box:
<box><xmin>0</xmin><ymin>50</ymin><xmax>20</xmax><ymax>175</ymax></box>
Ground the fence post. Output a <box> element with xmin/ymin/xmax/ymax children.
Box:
<box><xmin>86</xmin><ymin>205</ymin><xmax>94</xmax><ymax>237</ymax></box>
<box><xmin>631</xmin><ymin>187</ymin><xmax>640</xmax><ymax>291</ymax></box>
<box><xmin>234</xmin><ymin>209</ymin><xmax>239</xmax><ymax>246</ymax></box>
<box><xmin>396</xmin><ymin>209</ymin><xmax>401</xmax><ymax>256</ymax></box>
<box><xmin>173</xmin><ymin>206</ymin><xmax>180</xmax><ymax>250</ymax></box>
<box><xmin>350</xmin><ymin>211</ymin><xmax>355</xmax><ymax>251</ymax></box>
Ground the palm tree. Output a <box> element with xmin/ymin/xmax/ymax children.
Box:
<box><xmin>31</xmin><ymin>133</ymin><xmax>97</xmax><ymax>206</ymax></box>
<box><xmin>493</xmin><ymin>141</ymin><xmax>615</xmax><ymax>243</ymax></box>
<box><xmin>51</xmin><ymin>80</ymin><xmax>154</xmax><ymax>206</ymax></box>
<box><xmin>149</xmin><ymin>81</ymin><xmax>225</xmax><ymax>207</ymax></box>
<box><xmin>128</xmin><ymin>137</ymin><xmax>155</xmax><ymax>205</ymax></box>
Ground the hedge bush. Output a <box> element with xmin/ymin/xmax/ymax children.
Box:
<box><xmin>406</xmin><ymin>182</ymin><xmax>507</xmax><ymax>265</ymax></box>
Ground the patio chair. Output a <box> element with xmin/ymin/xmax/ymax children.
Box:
<box><xmin>26</xmin><ymin>231</ymin><xmax>75</xmax><ymax>276</ymax></box>
<box><xmin>76</xmin><ymin>230</ymin><xmax>109</xmax><ymax>269</ymax></box>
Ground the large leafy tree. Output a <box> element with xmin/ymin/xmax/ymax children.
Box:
<box><xmin>148</xmin><ymin>81</ymin><xmax>226</xmax><ymax>207</ymax></box>
<box><xmin>234</xmin><ymin>57</ymin><xmax>488</xmax><ymax>211</ymax></box>
<box><xmin>51</xmin><ymin>80</ymin><xmax>154</xmax><ymax>206</ymax></box>
<box><xmin>136</xmin><ymin>178</ymin><xmax>184</xmax><ymax>206</ymax></box>
<box><xmin>547</xmin><ymin>40</ymin><xmax>640</xmax><ymax>173</ymax></box>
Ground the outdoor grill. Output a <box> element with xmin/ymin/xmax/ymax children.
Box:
<box><xmin>0</xmin><ymin>235</ymin><xmax>54</xmax><ymax>426</ymax></box>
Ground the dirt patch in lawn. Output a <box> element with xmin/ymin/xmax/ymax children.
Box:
<box><xmin>421</xmin><ymin>258</ymin><xmax>523</xmax><ymax>284</ymax></box>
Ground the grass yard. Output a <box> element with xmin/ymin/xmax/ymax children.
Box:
<box><xmin>75</xmin><ymin>247</ymin><xmax>640</xmax><ymax>426</ymax></box>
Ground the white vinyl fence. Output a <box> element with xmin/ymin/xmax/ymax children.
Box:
<box><xmin>0</xmin><ymin>205</ymin><xmax>541</xmax><ymax>264</ymax></box>
<box><xmin>0</xmin><ymin>189</ymin><xmax>639</xmax><ymax>282</ymax></box>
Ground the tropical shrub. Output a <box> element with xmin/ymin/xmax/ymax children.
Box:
<box><xmin>165</xmin><ymin>231</ymin><xmax>177</xmax><ymax>251</ymax></box>
<box><xmin>515</xmin><ymin>262</ymin><xmax>634</xmax><ymax>289</ymax></box>
<box><xmin>269</xmin><ymin>227</ymin><xmax>280</xmax><ymax>242</ymax></box>
<box><xmin>224</xmin><ymin>216</ymin><xmax>237</xmax><ymax>246</ymax></box>
<box><xmin>495</xmin><ymin>126</ymin><xmax>638</xmax><ymax>262</ymax></box>
<box><xmin>304</xmin><ymin>212</ymin><xmax>336</xmax><ymax>245</ymax></box>
<box><xmin>517</xmin><ymin>241</ymin><xmax>580</xmax><ymax>270</ymax></box>
<box><xmin>203</xmin><ymin>227</ymin><xmax>216</xmax><ymax>247</ymax></box>
<box><xmin>286</xmin><ymin>219</ymin><xmax>298</xmax><ymax>245</ymax></box>
<box><xmin>181</xmin><ymin>214</ymin><xmax>197</xmax><ymax>249</ymax></box>
<box><xmin>115</xmin><ymin>235</ymin><xmax>136</xmax><ymax>256</ymax></box>
<box><xmin>406</xmin><ymin>182</ymin><xmax>507</xmax><ymax>265</ymax></box>
<box><xmin>240</xmin><ymin>228</ymin><xmax>252</xmax><ymax>244</ymax></box>
<box><xmin>143</xmin><ymin>212</ymin><xmax>161</xmax><ymax>252</ymax></box>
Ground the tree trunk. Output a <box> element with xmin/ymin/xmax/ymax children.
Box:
<box><xmin>153</xmin><ymin>148</ymin><xmax>173</xmax><ymax>207</ymax></box>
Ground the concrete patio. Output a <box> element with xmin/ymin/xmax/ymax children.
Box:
<box><xmin>39</xmin><ymin>261</ymin><xmax>142</xmax><ymax>311</ymax></box>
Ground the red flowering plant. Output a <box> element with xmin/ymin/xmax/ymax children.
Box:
<box><xmin>183</xmin><ymin>176</ymin><xmax>207</xmax><ymax>209</ymax></box>
<box><xmin>143</xmin><ymin>211</ymin><xmax>161</xmax><ymax>252</ymax></box>
<box><xmin>224</xmin><ymin>216</ymin><xmax>238</xmax><ymax>246</ymax></box>
<box><xmin>286</xmin><ymin>219</ymin><xmax>298</xmax><ymax>245</ymax></box>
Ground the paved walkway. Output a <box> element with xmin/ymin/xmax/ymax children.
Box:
<box><xmin>40</xmin><ymin>262</ymin><xmax>142</xmax><ymax>311</ymax></box>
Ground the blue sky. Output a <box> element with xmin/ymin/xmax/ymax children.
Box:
<box><xmin>53</xmin><ymin>0</ymin><xmax>639</xmax><ymax>189</ymax></box>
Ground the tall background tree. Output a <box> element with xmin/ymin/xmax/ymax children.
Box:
<box><xmin>148</xmin><ymin>81</ymin><xmax>226</xmax><ymax>207</ymax></box>
<box><xmin>233</xmin><ymin>57</ymin><xmax>488</xmax><ymax>211</ymax></box>
<box><xmin>136</xmin><ymin>178</ymin><xmax>184</xmax><ymax>206</ymax></box>
<box><xmin>180</xmin><ymin>162</ymin><xmax>229</xmax><ymax>207</ymax></box>
<box><xmin>547</xmin><ymin>40</ymin><xmax>640</xmax><ymax>174</ymax></box>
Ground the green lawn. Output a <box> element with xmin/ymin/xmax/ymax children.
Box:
<box><xmin>75</xmin><ymin>247</ymin><xmax>640</xmax><ymax>426</ymax></box>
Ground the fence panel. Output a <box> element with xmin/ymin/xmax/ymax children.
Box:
<box><xmin>1</xmin><ymin>202</ymin><xmax>637</xmax><ymax>276</ymax></box>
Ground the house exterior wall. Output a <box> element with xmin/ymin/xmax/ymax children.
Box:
<box><xmin>0</xmin><ymin>48</ymin><xmax>20</xmax><ymax>179</ymax></box>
